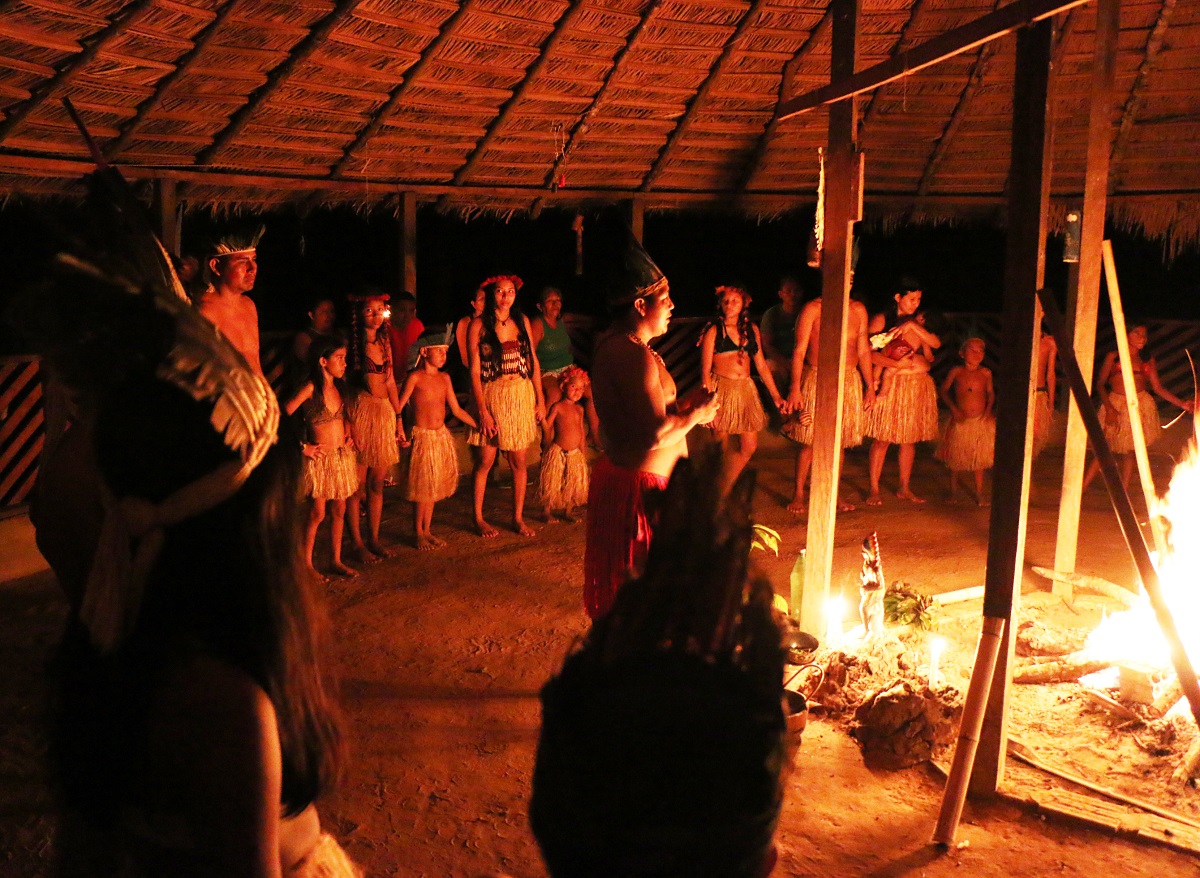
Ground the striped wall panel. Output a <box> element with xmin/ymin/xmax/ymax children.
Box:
<box><xmin>0</xmin><ymin>357</ymin><xmax>44</xmax><ymax>507</ymax></box>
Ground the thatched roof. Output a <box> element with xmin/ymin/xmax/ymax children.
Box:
<box><xmin>0</xmin><ymin>0</ymin><xmax>1197</xmax><ymax>248</ymax></box>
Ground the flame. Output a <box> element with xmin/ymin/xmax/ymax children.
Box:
<box><xmin>1082</xmin><ymin>426</ymin><xmax>1200</xmax><ymax>674</ymax></box>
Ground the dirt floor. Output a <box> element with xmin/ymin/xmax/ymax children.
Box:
<box><xmin>3</xmin><ymin>425</ymin><xmax>1200</xmax><ymax>876</ymax></box>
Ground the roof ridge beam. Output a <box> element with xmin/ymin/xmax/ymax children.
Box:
<box><xmin>858</xmin><ymin>0</ymin><xmax>931</xmax><ymax>139</ymax></box>
<box><xmin>0</xmin><ymin>0</ymin><xmax>157</xmax><ymax>148</ymax></box>
<box><xmin>640</xmin><ymin>0</ymin><xmax>770</xmax><ymax>192</ymax></box>
<box><xmin>106</xmin><ymin>0</ymin><xmax>241</xmax><ymax>159</ymax></box>
<box><xmin>329</xmin><ymin>0</ymin><xmax>481</xmax><ymax>179</ymax></box>
<box><xmin>738</xmin><ymin>9</ymin><xmax>832</xmax><ymax>193</ymax></box>
<box><xmin>196</xmin><ymin>0</ymin><xmax>361</xmax><ymax>167</ymax></box>
<box><xmin>777</xmin><ymin>0</ymin><xmax>1091</xmax><ymax>121</ymax></box>
<box><xmin>542</xmin><ymin>0</ymin><xmax>668</xmax><ymax>191</ymax></box>
<box><xmin>1109</xmin><ymin>0</ymin><xmax>1178</xmax><ymax>194</ymax></box>
<box><xmin>451</xmin><ymin>0</ymin><xmax>589</xmax><ymax>187</ymax></box>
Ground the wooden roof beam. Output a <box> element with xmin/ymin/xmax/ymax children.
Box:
<box><xmin>640</xmin><ymin>0</ymin><xmax>770</xmax><ymax>192</ymax></box>
<box><xmin>1109</xmin><ymin>0</ymin><xmax>1178</xmax><ymax>194</ymax></box>
<box><xmin>0</xmin><ymin>0</ymin><xmax>157</xmax><ymax>148</ymax></box>
<box><xmin>858</xmin><ymin>0</ymin><xmax>931</xmax><ymax>139</ymax></box>
<box><xmin>106</xmin><ymin>0</ymin><xmax>242</xmax><ymax>159</ymax></box>
<box><xmin>738</xmin><ymin>9</ymin><xmax>832</xmax><ymax>192</ymax></box>
<box><xmin>542</xmin><ymin>0</ymin><xmax>669</xmax><ymax>191</ymax></box>
<box><xmin>449</xmin><ymin>0</ymin><xmax>590</xmax><ymax>188</ymax></box>
<box><xmin>196</xmin><ymin>0</ymin><xmax>361</xmax><ymax>167</ymax></box>
<box><xmin>329</xmin><ymin>0</ymin><xmax>481</xmax><ymax>179</ymax></box>
<box><xmin>777</xmin><ymin>0</ymin><xmax>1092</xmax><ymax>121</ymax></box>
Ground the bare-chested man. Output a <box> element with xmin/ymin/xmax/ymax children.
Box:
<box><xmin>783</xmin><ymin>292</ymin><xmax>876</xmax><ymax>514</ymax></box>
<box><xmin>197</xmin><ymin>229</ymin><xmax>264</xmax><ymax>375</ymax></box>
<box><xmin>583</xmin><ymin>238</ymin><xmax>718</xmax><ymax>620</ymax></box>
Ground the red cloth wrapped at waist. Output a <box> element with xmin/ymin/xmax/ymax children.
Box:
<box><xmin>582</xmin><ymin>456</ymin><xmax>669</xmax><ymax>620</ymax></box>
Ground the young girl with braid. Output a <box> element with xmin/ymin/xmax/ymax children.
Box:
<box><xmin>699</xmin><ymin>284</ymin><xmax>788</xmax><ymax>493</ymax></box>
<box><xmin>348</xmin><ymin>292</ymin><xmax>403</xmax><ymax>560</ymax></box>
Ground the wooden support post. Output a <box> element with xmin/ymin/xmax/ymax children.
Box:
<box><xmin>799</xmin><ymin>0</ymin><xmax>858</xmax><ymax>637</ymax></box>
<box><xmin>1103</xmin><ymin>242</ymin><xmax>1169</xmax><ymax>559</ymax></box>
<box><xmin>1054</xmin><ymin>0</ymin><xmax>1118</xmax><ymax>590</ymax></box>
<box><xmin>154</xmin><ymin>178</ymin><xmax>179</xmax><ymax>258</ymax></box>
<box><xmin>399</xmin><ymin>190</ymin><xmax>417</xmax><ymax>296</ymax></box>
<box><xmin>972</xmin><ymin>19</ymin><xmax>1054</xmax><ymax>798</ymax></box>
<box><xmin>626</xmin><ymin>197</ymin><xmax>645</xmax><ymax>244</ymax></box>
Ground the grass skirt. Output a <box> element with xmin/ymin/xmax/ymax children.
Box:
<box><xmin>937</xmin><ymin>414</ymin><xmax>996</xmax><ymax>471</ymax></box>
<box><xmin>708</xmin><ymin>375</ymin><xmax>766</xmax><ymax>434</ymax></box>
<box><xmin>1100</xmin><ymin>390</ymin><xmax>1161</xmax><ymax>454</ymax></box>
<box><xmin>303</xmin><ymin>445</ymin><xmax>359</xmax><ymax>501</ymax></box>
<box><xmin>782</xmin><ymin>366</ymin><xmax>864</xmax><ymax>447</ymax></box>
<box><xmin>865</xmin><ymin>371</ymin><xmax>939</xmax><ymax>445</ymax></box>
<box><xmin>350</xmin><ymin>392</ymin><xmax>399</xmax><ymax>470</ymax></box>
<box><xmin>540</xmin><ymin>444</ymin><xmax>590</xmax><ymax>511</ymax></box>
<box><xmin>583</xmin><ymin>456</ymin><xmax>668</xmax><ymax>620</ymax></box>
<box><xmin>1032</xmin><ymin>388</ymin><xmax>1053</xmax><ymax>457</ymax></box>
<box><xmin>296</xmin><ymin>833</ymin><xmax>364</xmax><ymax>878</ymax></box>
<box><xmin>468</xmin><ymin>377</ymin><xmax>539</xmax><ymax>451</ymax></box>
<box><xmin>406</xmin><ymin>425</ymin><xmax>459</xmax><ymax>503</ymax></box>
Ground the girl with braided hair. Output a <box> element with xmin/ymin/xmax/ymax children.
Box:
<box><xmin>347</xmin><ymin>291</ymin><xmax>402</xmax><ymax>560</ymax></box>
<box><xmin>467</xmin><ymin>274</ymin><xmax>546</xmax><ymax>537</ymax></box>
<box><xmin>699</xmin><ymin>284</ymin><xmax>788</xmax><ymax>493</ymax></box>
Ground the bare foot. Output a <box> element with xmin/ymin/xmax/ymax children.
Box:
<box><xmin>977</xmin><ymin>496</ymin><xmax>991</xmax><ymax>508</ymax></box>
<box><xmin>429</xmin><ymin>534</ymin><xmax>447</xmax><ymax>548</ymax></box>
<box><xmin>896</xmin><ymin>489</ymin><xmax>926</xmax><ymax>505</ymax></box>
<box><xmin>416</xmin><ymin>535</ymin><xmax>435</xmax><ymax>551</ymax></box>
<box><xmin>366</xmin><ymin>540</ymin><xmax>391</xmax><ymax>559</ymax></box>
<box><xmin>515</xmin><ymin>519</ymin><xmax>536</xmax><ymax>537</ymax></box>
<box><xmin>347</xmin><ymin>544</ymin><xmax>381</xmax><ymax>565</ymax></box>
<box><xmin>304</xmin><ymin>564</ymin><xmax>327</xmax><ymax>583</ymax></box>
<box><xmin>787</xmin><ymin>496</ymin><xmax>807</xmax><ymax>515</ymax></box>
<box><xmin>564</xmin><ymin>509</ymin><xmax>580</xmax><ymax>523</ymax></box>
<box><xmin>330</xmin><ymin>561</ymin><xmax>358</xmax><ymax>577</ymax></box>
<box><xmin>476</xmin><ymin>519</ymin><xmax>499</xmax><ymax>538</ymax></box>
<box><xmin>837</xmin><ymin>500</ymin><xmax>857</xmax><ymax>513</ymax></box>
<box><xmin>865</xmin><ymin>493</ymin><xmax>883</xmax><ymax>507</ymax></box>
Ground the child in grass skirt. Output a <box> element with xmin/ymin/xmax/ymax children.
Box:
<box><xmin>396</xmin><ymin>328</ymin><xmax>478</xmax><ymax>549</ymax></box>
<box><xmin>936</xmin><ymin>337</ymin><xmax>995</xmax><ymax>506</ymax></box>
<box><xmin>540</xmin><ymin>366</ymin><xmax>592</xmax><ymax>521</ymax></box>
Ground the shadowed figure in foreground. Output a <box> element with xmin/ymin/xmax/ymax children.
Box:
<box><xmin>532</xmin><ymin>452</ymin><xmax>789</xmax><ymax>878</ymax></box>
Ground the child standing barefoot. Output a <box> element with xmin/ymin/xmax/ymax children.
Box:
<box><xmin>396</xmin><ymin>332</ymin><xmax>477</xmax><ymax>549</ymax></box>
<box><xmin>937</xmin><ymin>337</ymin><xmax>995</xmax><ymax>506</ymax></box>
<box><xmin>540</xmin><ymin>366</ymin><xmax>592</xmax><ymax>522</ymax></box>
<box><xmin>286</xmin><ymin>336</ymin><xmax>360</xmax><ymax>577</ymax></box>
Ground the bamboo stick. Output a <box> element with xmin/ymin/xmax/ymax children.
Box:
<box><xmin>933</xmin><ymin>615</ymin><xmax>1006</xmax><ymax>846</ymax></box>
<box><xmin>1031</xmin><ymin>566</ymin><xmax>1138</xmax><ymax>608</ymax></box>
<box><xmin>1101</xmin><ymin>241</ymin><xmax>1169</xmax><ymax>560</ymax></box>
<box><xmin>1037</xmin><ymin>287</ymin><xmax>1200</xmax><ymax>732</ymax></box>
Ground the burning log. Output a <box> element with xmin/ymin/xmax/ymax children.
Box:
<box><xmin>1014</xmin><ymin>654</ymin><xmax>1114</xmax><ymax>684</ymax></box>
<box><xmin>1171</xmin><ymin>737</ymin><xmax>1200</xmax><ymax>787</ymax></box>
<box><xmin>1016</xmin><ymin>619</ymin><xmax>1087</xmax><ymax>657</ymax></box>
<box><xmin>1150</xmin><ymin>676</ymin><xmax>1185</xmax><ymax>719</ymax></box>
<box><xmin>1031</xmin><ymin>566</ymin><xmax>1138</xmax><ymax>609</ymax></box>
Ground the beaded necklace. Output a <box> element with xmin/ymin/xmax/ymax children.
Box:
<box><xmin>627</xmin><ymin>333</ymin><xmax>665</xmax><ymax>369</ymax></box>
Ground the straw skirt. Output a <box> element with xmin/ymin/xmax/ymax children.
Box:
<box><xmin>406</xmin><ymin>425</ymin><xmax>459</xmax><ymax>503</ymax></box>
<box><xmin>1032</xmin><ymin>388</ymin><xmax>1053</xmax><ymax>457</ymax></box>
<box><xmin>303</xmin><ymin>445</ymin><xmax>359</xmax><ymax>501</ymax></box>
<box><xmin>351</xmin><ymin>392</ymin><xmax>400</xmax><ymax>470</ymax></box>
<box><xmin>296</xmin><ymin>833</ymin><xmax>363</xmax><ymax>878</ymax></box>
<box><xmin>781</xmin><ymin>366</ymin><xmax>864</xmax><ymax>447</ymax></box>
<box><xmin>865</xmin><ymin>371</ymin><xmax>939</xmax><ymax>445</ymax></box>
<box><xmin>708</xmin><ymin>374</ymin><xmax>767</xmax><ymax>434</ymax></box>
<box><xmin>468</xmin><ymin>377</ymin><xmax>539</xmax><ymax>451</ymax></box>
<box><xmin>937</xmin><ymin>415</ymin><xmax>996</xmax><ymax>472</ymax></box>
<box><xmin>1100</xmin><ymin>390</ymin><xmax>1161</xmax><ymax>454</ymax></box>
<box><xmin>540</xmin><ymin>444</ymin><xmax>590</xmax><ymax>512</ymax></box>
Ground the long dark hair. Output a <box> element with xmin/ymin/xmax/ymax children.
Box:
<box><xmin>348</xmin><ymin>292</ymin><xmax>391</xmax><ymax>388</ymax></box>
<box><xmin>55</xmin><ymin>377</ymin><xmax>344</xmax><ymax>822</ymax></box>
<box><xmin>306</xmin><ymin>333</ymin><xmax>348</xmax><ymax>404</ymax></box>
<box><xmin>479</xmin><ymin>276</ymin><xmax>532</xmax><ymax>373</ymax></box>
<box><xmin>715</xmin><ymin>284</ymin><xmax>754</xmax><ymax>355</ymax></box>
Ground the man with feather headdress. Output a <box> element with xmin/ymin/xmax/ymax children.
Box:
<box><xmin>198</xmin><ymin>227</ymin><xmax>265</xmax><ymax>375</ymax></box>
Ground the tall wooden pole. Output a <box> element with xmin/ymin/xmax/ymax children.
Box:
<box><xmin>399</xmin><ymin>190</ymin><xmax>418</xmax><ymax>296</ymax></box>
<box><xmin>1053</xmin><ymin>0</ymin><xmax>1119</xmax><ymax>589</ymax></box>
<box><xmin>972</xmin><ymin>19</ymin><xmax>1054</xmax><ymax>796</ymax></box>
<box><xmin>626</xmin><ymin>196</ymin><xmax>645</xmax><ymax>244</ymax></box>
<box><xmin>155</xmin><ymin>177</ymin><xmax>179</xmax><ymax>258</ymax></box>
<box><xmin>800</xmin><ymin>0</ymin><xmax>858</xmax><ymax>636</ymax></box>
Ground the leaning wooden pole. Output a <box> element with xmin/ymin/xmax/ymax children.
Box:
<box><xmin>399</xmin><ymin>190</ymin><xmax>418</xmax><ymax>297</ymax></box>
<box><xmin>1053</xmin><ymin>0</ymin><xmax>1118</xmax><ymax>590</ymax></box>
<box><xmin>1038</xmin><ymin>287</ymin><xmax>1200</xmax><ymax>730</ymax></box>
<box><xmin>800</xmin><ymin>0</ymin><xmax>858</xmax><ymax>637</ymax></box>
<box><xmin>1102</xmin><ymin>241</ymin><xmax>1169</xmax><ymax>560</ymax></box>
<box><xmin>971</xmin><ymin>19</ymin><xmax>1054</xmax><ymax>797</ymax></box>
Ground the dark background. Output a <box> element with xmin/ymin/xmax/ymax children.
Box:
<box><xmin>2</xmin><ymin>200</ymin><xmax>1198</xmax><ymax>354</ymax></box>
